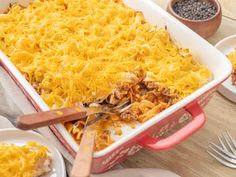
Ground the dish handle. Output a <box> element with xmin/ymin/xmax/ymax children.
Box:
<box><xmin>138</xmin><ymin>103</ymin><xmax>206</xmax><ymax>150</ymax></box>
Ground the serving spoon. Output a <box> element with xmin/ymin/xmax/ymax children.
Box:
<box><xmin>16</xmin><ymin>101</ymin><xmax>131</xmax><ymax>130</ymax></box>
<box><xmin>70</xmin><ymin>118</ymin><xmax>97</xmax><ymax>177</ymax></box>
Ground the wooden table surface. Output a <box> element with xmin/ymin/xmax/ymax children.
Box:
<box><xmin>121</xmin><ymin>1</ymin><xmax>236</xmax><ymax>177</ymax></box>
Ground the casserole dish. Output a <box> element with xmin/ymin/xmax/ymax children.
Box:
<box><xmin>0</xmin><ymin>0</ymin><xmax>232</xmax><ymax>173</ymax></box>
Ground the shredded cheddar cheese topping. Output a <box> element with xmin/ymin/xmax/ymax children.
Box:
<box><xmin>0</xmin><ymin>142</ymin><xmax>51</xmax><ymax>177</ymax></box>
<box><xmin>227</xmin><ymin>49</ymin><xmax>236</xmax><ymax>70</ymax></box>
<box><xmin>227</xmin><ymin>49</ymin><xmax>236</xmax><ymax>85</ymax></box>
<box><xmin>0</xmin><ymin>0</ymin><xmax>211</xmax><ymax>150</ymax></box>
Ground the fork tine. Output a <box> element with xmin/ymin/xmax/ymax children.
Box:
<box><xmin>113</xmin><ymin>100</ymin><xmax>131</xmax><ymax>113</ymax></box>
<box><xmin>209</xmin><ymin>145</ymin><xmax>236</xmax><ymax>164</ymax></box>
<box><xmin>86</xmin><ymin>114</ymin><xmax>109</xmax><ymax>127</ymax></box>
<box><xmin>118</xmin><ymin>104</ymin><xmax>132</xmax><ymax>113</ymax></box>
<box><xmin>207</xmin><ymin>150</ymin><xmax>236</xmax><ymax>168</ymax></box>
<box><xmin>114</xmin><ymin>100</ymin><xmax>130</xmax><ymax>109</ymax></box>
<box><xmin>226</xmin><ymin>130</ymin><xmax>236</xmax><ymax>149</ymax></box>
<box><xmin>210</xmin><ymin>143</ymin><xmax>236</xmax><ymax>160</ymax></box>
<box><xmin>218</xmin><ymin>134</ymin><xmax>228</xmax><ymax>151</ymax></box>
<box><xmin>222</xmin><ymin>131</ymin><xmax>236</xmax><ymax>156</ymax></box>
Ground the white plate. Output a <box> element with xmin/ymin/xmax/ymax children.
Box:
<box><xmin>215</xmin><ymin>35</ymin><xmax>236</xmax><ymax>103</ymax></box>
<box><xmin>0</xmin><ymin>128</ymin><xmax>66</xmax><ymax>177</ymax></box>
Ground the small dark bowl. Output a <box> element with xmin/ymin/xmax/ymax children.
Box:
<box><xmin>167</xmin><ymin>0</ymin><xmax>222</xmax><ymax>38</ymax></box>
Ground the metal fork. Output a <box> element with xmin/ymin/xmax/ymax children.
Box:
<box><xmin>207</xmin><ymin>130</ymin><xmax>236</xmax><ymax>168</ymax></box>
<box><xmin>77</xmin><ymin>100</ymin><xmax>132</xmax><ymax>127</ymax></box>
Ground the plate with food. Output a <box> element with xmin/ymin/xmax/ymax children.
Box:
<box><xmin>215</xmin><ymin>35</ymin><xmax>236</xmax><ymax>103</ymax></box>
<box><xmin>0</xmin><ymin>128</ymin><xmax>66</xmax><ymax>177</ymax></box>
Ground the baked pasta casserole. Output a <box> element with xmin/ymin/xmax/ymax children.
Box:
<box><xmin>0</xmin><ymin>0</ymin><xmax>211</xmax><ymax>150</ymax></box>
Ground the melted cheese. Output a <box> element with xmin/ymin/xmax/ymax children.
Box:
<box><xmin>227</xmin><ymin>49</ymin><xmax>236</xmax><ymax>70</ymax></box>
<box><xmin>0</xmin><ymin>142</ymin><xmax>50</xmax><ymax>177</ymax></box>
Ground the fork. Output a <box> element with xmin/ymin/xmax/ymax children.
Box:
<box><xmin>207</xmin><ymin>130</ymin><xmax>236</xmax><ymax>168</ymax></box>
<box><xmin>16</xmin><ymin>100</ymin><xmax>131</xmax><ymax>130</ymax></box>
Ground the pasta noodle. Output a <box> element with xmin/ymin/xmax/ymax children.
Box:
<box><xmin>0</xmin><ymin>0</ymin><xmax>211</xmax><ymax>150</ymax></box>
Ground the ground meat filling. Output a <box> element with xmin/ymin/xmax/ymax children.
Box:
<box><xmin>109</xmin><ymin>72</ymin><xmax>179</xmax><ymax>122</ymax></box>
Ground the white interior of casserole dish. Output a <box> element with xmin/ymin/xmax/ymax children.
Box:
<box><xmin>0</xmin><ymin>0</ymin><xmax>232</xmax><ymax>158</ymax></box>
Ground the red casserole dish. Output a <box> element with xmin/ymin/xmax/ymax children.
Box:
<box><xmin>0</xmin><ymin>0</ymin><xmax>232</xmax><ymax>173</ymax></box>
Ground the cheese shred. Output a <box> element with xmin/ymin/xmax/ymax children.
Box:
<box><xmin>227</xmin><ymin>49</ymin><xmax>236</xmax><ymax>85</ymax></box>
